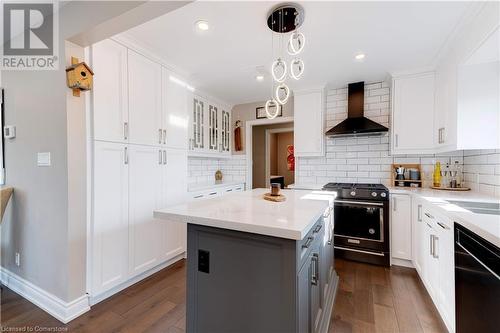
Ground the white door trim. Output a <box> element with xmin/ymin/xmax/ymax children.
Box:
<box><xmin>245</xmin><ymin>116</ymin><xmax>294</xmax><ymax>189</ymax></box>
<box><xmin>264</xmin><ymin>128</ymin><xmax>293</xmax><ymax>188</ymax></box>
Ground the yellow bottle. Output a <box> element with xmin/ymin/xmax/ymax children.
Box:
<box><xmin>433</xmin><ymin>162</ymin><xmax>442</xmax><ymax>187</ymax></box>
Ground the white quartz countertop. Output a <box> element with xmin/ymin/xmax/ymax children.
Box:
<box><xmin>154</xmin><ymin>188</ymin><xmax>334</xmax><ymax>240</ymax></box>
<box><xmin>389</xmin><ymin>187</ymin><xmax>500</xmax><ymax>247</ymax></box>
<box><xmin>188</xmin><ymin>181</ymin><xmax>245</xmax><ymax>192</ymax></box>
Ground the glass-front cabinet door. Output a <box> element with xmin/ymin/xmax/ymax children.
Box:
<box><xmin>191</xmin><ymin>97</ymin><xmax>205</xmax><ymax>151</ymax></box>
<box><xmin>189</xmin><ymin>94</ymin><xmax>231</xmax><ymax>157</ymax></box>
<box><xmin>221</xmin><ymin>109</ymin><xmax>231</xmax><ymax>154</ymax></box>
<box><xmin>208</xmin><ymin>104</ymin><xmax>219</xmax><ymax>152</ymax></box>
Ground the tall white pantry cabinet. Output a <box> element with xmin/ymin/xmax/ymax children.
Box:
<box><xmin>91</xmin><ymin>39</ymin><xmax>188</xmax><ymax>298</ymax></box>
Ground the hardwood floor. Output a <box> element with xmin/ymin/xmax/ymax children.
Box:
<box><xmin>1</xmin><ymin>259</ymin><xmax>446</xmax><ymax>333</ymax></box>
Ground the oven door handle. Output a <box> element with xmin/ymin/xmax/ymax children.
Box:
<box><xmin>334</xmin><ymin>200</ymin><xmax>384</xmax><ymax>207</ymax></box>
<box><xmin>456</xmin><ymin>241</ymin><xmax>500</xmax><ymax>281</ymax></box>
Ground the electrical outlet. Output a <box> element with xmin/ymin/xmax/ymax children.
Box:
<box><xmin>15</xmin><ymin>252</ymin><xmax>20</xmax><ymax>267</ymax></box>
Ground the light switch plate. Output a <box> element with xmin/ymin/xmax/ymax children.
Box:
<box><xmin>37</xmin><ymin>152</ymin><xmax>51</xmax><ymax>166</ymax></box>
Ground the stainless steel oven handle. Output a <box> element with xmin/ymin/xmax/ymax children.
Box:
<box><xmin>456</xmin><ymin>242</ymin><xmax>500</xmax><ymax>280</ymax></box>
<box><xmin>334</xmin><ymin>200</ymin><xmax>384</xmax><ymax>206</ymax></box>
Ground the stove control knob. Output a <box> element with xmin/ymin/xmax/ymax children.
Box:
<box><xmin>381</xmin><ymin>192</ymin><xmax>387</xmax><ymax>198</ymax></box>
<box><xmin>371</xmin><ymin>192</ymin><xmax>378</xmax><ymax>197</ymax></box>
<box><xmin>350</xmin><ymin>191</ymin><xmax>356</xmax><ymax>196</ymax></box>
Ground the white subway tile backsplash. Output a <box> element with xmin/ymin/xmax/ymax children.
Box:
<box><xmin>463</xmin><ymin>150</ymin><xmax>500</xmax><ymax>196</ymax></box>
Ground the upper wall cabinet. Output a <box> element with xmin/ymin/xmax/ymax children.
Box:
<box><xmin>294</xmin><ymin>89</ymin><xmax>325</xmax><ymax>157</ymax></box>
<box><xmin>92</xmin><ymin>39</ymin><xmax>128</xmax><ymax>143</ymax></box>
<box><xmin>161</xmin><ymin>68</ymin><xmax>189</xmax><ymax>150</ymax></box>
<box><xmin>188</xmin><ymin>94</ymin><xmax>231</xmax><ymax>158</ymax></box>
<box><xmin>128</xmin><ymin>50</ymin><xmax>162</xmax><ymax>146</ymax></box>
<box><xmin>391</xmin><ymin>72</ymin><xmax>436</xmax><ymax>155</ymax></box>
<box><xmin>434</xmin><ymin>11</ymin><xmax>500</xmax><ymax>152</ymax></box>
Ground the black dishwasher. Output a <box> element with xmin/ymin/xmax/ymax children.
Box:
<box><xmin>455</xmin><ymin>224</ymin><xmax>500</xmax><ymax>333</ymax></box>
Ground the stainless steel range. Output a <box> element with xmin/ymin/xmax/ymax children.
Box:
<box><xmin>323</xmin><ymin>183</ymin><xmax>390</xmax><ymax>266</ymax></box>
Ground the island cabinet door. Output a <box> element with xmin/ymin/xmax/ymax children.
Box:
<box><xmin>128</xmin><ymin>145</ymin><xmax>163</xmax><ymax>276</ymax></box>
<box><xmin>310</xmin><ymin>242</ymin><xmax>323</xmax><ymax>333</ymax></box>
<box><xmin>297</xmin><ymin>253</ymin><xmax>312</xmax><ymax>333</ymax></box>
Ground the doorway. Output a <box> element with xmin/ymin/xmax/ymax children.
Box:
<box><xmin>249</xmin><ymin>121</ymin><xmax>293</xmax><ymax>189</ymax></box>
<box><xmin>266</xmin><ymin>129</ymin><xmax>294</xmax><ymax>189</ymax></box>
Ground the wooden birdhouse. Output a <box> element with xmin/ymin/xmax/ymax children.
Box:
<box><xmin>66</xmin><ymin>57</ymin><xmax>94</xmax><ymax>97</ymax></box>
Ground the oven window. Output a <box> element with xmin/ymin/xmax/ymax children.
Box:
<box><xmin>334</xmin><ymin>203</ymin><xmax>382</xmax><ymax>241</ymax></box>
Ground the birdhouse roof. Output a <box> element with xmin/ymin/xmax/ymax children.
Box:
<box><xmin>65</xmin><ymin>62</ymin><xmax>94</xmax><ymax>75</ymax></box>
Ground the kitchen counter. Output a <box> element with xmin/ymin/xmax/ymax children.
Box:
<box><xmin>187</xmin><ymin>181</ymin><xmax>244</xmax><ymax>192</ymax></box>
<box><xmin>389</xmin><ymin>187</ymin><xmax>500</xmax><ymax>248</ymax></box>
<box><xmin>155</xmin><ymin>188</ymin><xmax>333</xmax><ymax>240</ymax></box>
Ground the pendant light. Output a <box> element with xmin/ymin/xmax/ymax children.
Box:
<box><xmin>264</xmin><ymin>3</ymin><xmax>305</xmax><ymax>118</ymax></box>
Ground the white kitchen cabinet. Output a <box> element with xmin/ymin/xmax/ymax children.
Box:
<box><xmin>92</xmin><ymin>141</ymin><xmax>129</xmax><ymax>295</ymax></box>
<box><xmin>188</xmin><ymin>94</ymin><xmax>232</xmax><ymax>157</ymax></box>
<box><xmin>92</xmin><ymin>39</ymin><xmax>128</xmax><ymax>143</ymax></box>
<box><xmin>411</xmin><ymin>197</ymin><xmax>425</xmax><ymax>275</ymax></box>
<box><xmin>161</xmin><ymin>148</ymin><xmax>188</xmax><ymax>260</ymax></box>
<box><xmin>434</xmin><ymin>16</ymin><xmax>499</xmax><ymax>152</ymax></box>
<box><xmin>419</xmin><ymin>203</ymin><xmax>455</xmax><ymax>333</ymax></box>
<box><xmin>128</xmin><ymin>145</ymin><xmax>163</xmax><ymax>276</ymax></box>
<box><xmin>128</xmin><ymin>49</ymin><xmax>162</xmax><ymax>146</ymax></box>
<box><xmin>391</xmin><ymin>194</ymin><xmax>412</xmax><ymax>261</ymax></box>
<box><xmin>391</xmin><ymin>72</ymin><xmax>436</xmax><ymax>155</ymax></box>
<box><xmin>294</xmin><ymin>89</ymin><xmax>325</xmax><ymax>157</ymax></box>
<box><xmin>434</xmin><ymin>213</ymin><xmax>455</xmax><ymax>332</ymax></box>
<box><xmin>161</xmin><ymin>68</ymin><xmax>189</xmax><ymax>150</ymax></box>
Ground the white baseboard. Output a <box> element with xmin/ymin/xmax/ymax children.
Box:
<box><xmin>0</xmin><ymin>267</ymin><xmax>90</xmax><ymax>323</ymax></box>
<box><xmin>90</xmin><ymin>252</ymin><xmax>185</xmax><ymax>306</ymax></box>
<box><xmin>391</xmin><ymin>257</ymin><xmax>414</xmax><ymax>268</ymax></box>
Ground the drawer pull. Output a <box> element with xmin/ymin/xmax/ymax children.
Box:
<box><xmin>313</xmin><ymin>224</ymin><xmax>323</xmax><ymax>233</ymax></box>
<box><xmin>424</xmin><ymin>212</ymin><xmax>434</xmax><ymax>219</ymax></box>
<box><xmin>347</xmin><ymin>239</ymin><xmax>360</xmax><ymax>244</ymax></box>
<box><xmin>302</xmin><ymin>237</ymin><xmax>313</xmax><ymax>249</ymax></box>
<box><xmin>208</xmin><ymin>192</ymin><xmax>217</xmax><ymax>196</ymax></box>
<box><xmin>193</xmin><ymin>195</ymin><xmax>203</xmax><ymax>199</ymax></box>
<box><xmin>437</xmin><ymin>222</ymin><xmax>449</xmax><ymax>230</ymax></box>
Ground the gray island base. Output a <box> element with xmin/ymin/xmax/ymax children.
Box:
<box><xmin>186</xmin><ymin>217</ymin><xmax>339</xmax><ymax>333</ymax></box>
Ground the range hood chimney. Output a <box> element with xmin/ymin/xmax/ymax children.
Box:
<box><xmin>325</xmin><ymin>81</ymin><xmax>388</xmax><ymax>137</ymax></box>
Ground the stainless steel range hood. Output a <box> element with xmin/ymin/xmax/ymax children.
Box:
<box><xmin>325</xmin><ymin>81</ymin><xmax>388</xmax><ymax>137</ymax></box>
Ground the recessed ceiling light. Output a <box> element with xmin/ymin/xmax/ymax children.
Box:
<box><xmin>195</xmin><ymin>20</ymin><xmax>209</xmax><ymax>31</ymax></box>
<box><xmin>355</xmin><ymin>53</ymin><xmax>366</xmax><ymax>61</ymax></box>
<box><xmin>256</xmin><ymin>75</ymin><xmax>265</xmax><ymax>82</ymax></box>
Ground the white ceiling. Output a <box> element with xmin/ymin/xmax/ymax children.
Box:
<box><xmin>122</xmin><ymin>1</ymin><xmax>471</xmax><ymax>105</ymax></box>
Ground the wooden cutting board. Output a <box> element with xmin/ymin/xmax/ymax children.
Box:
<box><xmin>431</xmin><ymin>186</ymin><xmax>471</xmax><ymax>191</ymax></box>
<box><xmin>263</xmin><ymin>193</ymin><xmax>286</xmax><ymax>202</ymax></box>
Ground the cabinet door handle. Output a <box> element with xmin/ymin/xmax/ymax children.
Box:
<box><xmin>393</xmin><ymin>197</ymin><xmax>397</xmax><ymax>211</ymax></box>
<box><xmin>158</xmin><ymin>150</ymin><xmax>162</xmax><ymax>165</ymax></box>
<box><xmin>437</xmin><ymin>222</ymin><xmax>449</xmax><ymax>230</ymax></box>
<box><xmin>124</xmin><ymin>147</ymin><xmax>128</xmax><ymax>165</ymax></box>
<box><xmin>124</xmin><ymin>122</ymin><xmax>128</xmax><ymax>140</ymax></box>
<box><xmin>313</xmin><ymin>224</ymin><xmax>322</xmax><ymax>233</ymax></box>
<box><xmin>417</xmin><ymin>204</ymin><xmax>422</xmax><ymax>222</ymax></box>
<box><xmin>163</xmin><ymin>129</ymin><xmax>167</xmax><ymax>144</ymax></box>
<box><xmin>302</xmin><ymin>237</ymin><xmax>313</xmax><ymax>249</ymax></box>
<box><xmin>433</xmin><ymin>236</ymin><xmax>439</xmax><ymax>258</ymax></box>
<box><xmin>163</xmin><ymin>150</ymin><xmax>167</xmax><ymax>165</ymax></box>
<box><xmin>311</xmin><ymin>253</ymin><xmax>319</xmax><ymax>286</ymax></box>
<box><xmin>158</xmin><ymin>129</ymin><xmax>162</xmax><ymax>144</ymax></box>
<box><xmin>395</xmin><ymin>134</ymin><xmax>399</xmax><ymax>148</ymax></box>
<box><xmin>430</xmin><ymin>234</ymin><xmax>433</xmax><ymax>256</ymax></box>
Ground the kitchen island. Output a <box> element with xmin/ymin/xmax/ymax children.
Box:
<box><xmin>154</xmin><ymin>188</ymin><xmax>338</xmax><ymax>333</ymax></box>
